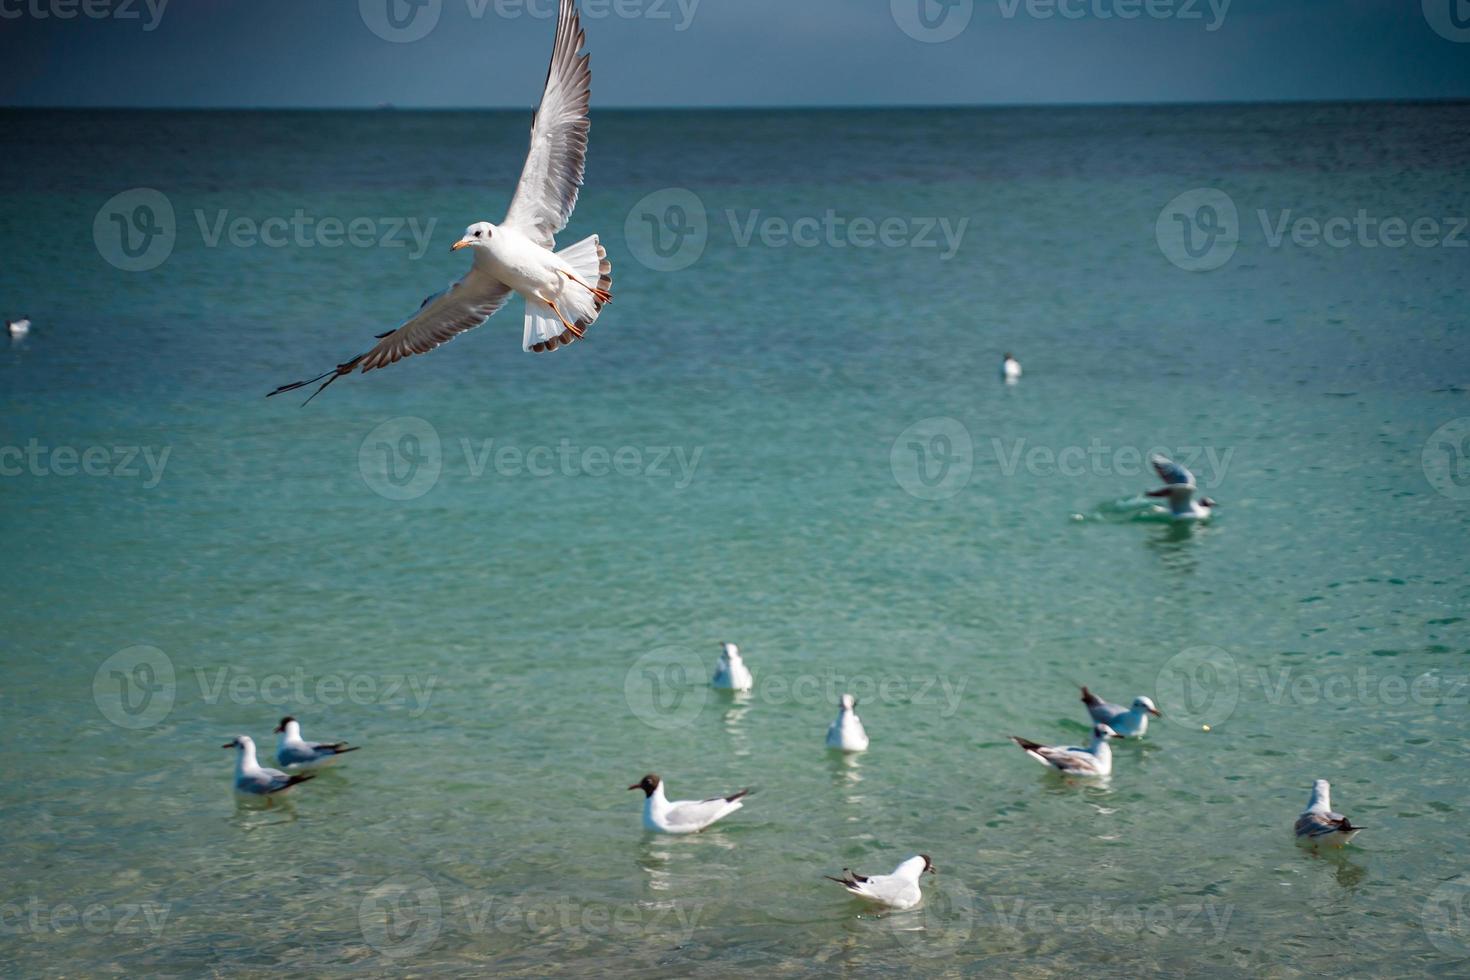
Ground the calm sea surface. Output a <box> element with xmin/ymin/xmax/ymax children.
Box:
<box><xmin>2</xmin><ymin>103</ymin><xmax>1469</xmax><ymax>976</ymax></box>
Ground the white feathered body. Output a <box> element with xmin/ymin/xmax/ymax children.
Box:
<box><xmin>642</xmin><ymin>782</ymin><xmax>745</xmax><ymax>834</ymax></box>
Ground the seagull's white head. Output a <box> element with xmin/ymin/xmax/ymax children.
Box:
<box><xmin>1093</xmin><ymin>724</ymin><xmax>1121</xmax><ymax>741</ymax></box>
<box><xmin>1131</xmin><ymin>696</ymin><xmax>1162</xmax><ymax>717</ymax></box>
<box><xmin>720</xmin><ymin>642</ymin><xmax>741</xmax><ymax>664</ymax></box>
<box><xmin>1199</xmin><ymin>497</ymin><xmax>1218</xmax><ymax>510</ymax></box>
<box><xmin>839</xmin><ymin>693</ymin><xmax>857</xmax><ymax>711</ymax></box>
<box><xmin>452</xmin><ymin>221</ymin><xmax>496</xmax><ymax>252</ymax></box>
<box><xmin>222</xmin><ymin>735</ymin><xmax>254</xmax><ymax>751</ymax></box>
<box><xmin>273</xmin><ymin>716</ymin><xmax>301</xmax><ymax>737</ymax></box>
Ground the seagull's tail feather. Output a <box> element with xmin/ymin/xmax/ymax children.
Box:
<box><xmin>526</xmin><ymin>235</ymin><xmax>611</xmax><ymax>353</ymax></box>
<box><xmin>267</xmin><ymin>352</ymin><xmax>369</xmax><ymax>405</ymax></box>
<box><xmin>1080</xmin><ymin>686</ymin><xmax>1101</xmax><ymax>707</ymax></box>
<box><xmin>272</xmin><ymin>773</ymin><xmax>316</xmax><ymax>793</ymax></box>
<box><xmin>1010</xmin><ymin>735</ymin><xmax>1044</xmax><ymax>752</ymax></box>
<box><xmin>330</xmin><ymin>744</ymin><xmax>360</xmax><ymax>755</ymax></box>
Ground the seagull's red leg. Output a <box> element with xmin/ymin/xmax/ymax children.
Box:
<box><xmin>546</xmin><ymin>300</ymin><xmax>584</xmax><ymax>339</ymax></box>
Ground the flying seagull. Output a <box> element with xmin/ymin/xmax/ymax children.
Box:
<box><xmin>1010</xmin><ymin>723</ymin><xmax>1120</xmax><ymax>777</ymax></box>
<box><xmin>628</xmin><ymin>773</ymin><xmax>749</xmax><ymax>834</ymax></box>
<box><xmin>274</xmin><ymin>716</ymin><xmax>360</xmax><ymax>768</ymax></box>
<box><xmin>269</xmin><ymin>0</ymin><xmax>611</xmax><ymax>404</ymax></box>
<box><xmin>1080</xmin><ymin>686</ymin><xmax>1161</xmax><ymax>738</ymax></box>
<box><xmin>1145</xmin><ymin>453</ymin><xmax>1216</xmax><ymax>521</ymax></box>
<box><xmin>826</xmin><ymin>854</ymin><xmax>936</xmax><ymax>910</ymax></box>
<box><xmin>223</xmin><ymin>735</ymin><xmax>315</xmax><ymax>798</ymax></box>
<box><xmin>1294</xmin><ymin>779</ymin><xmax>1364</xmax><ymax>849</ymax></box>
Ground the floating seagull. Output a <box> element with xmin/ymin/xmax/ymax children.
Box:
<box><xmin>825</xmin><ymin>854</ymin><xmax>936</xmax><ymax>910</ymax></box>
<box><xmin>7</xmin><ymin>317</ymin><xmax>30</xmax><ymax>338</ymax></box>
<box><xmin>628</xmin><ymin>773</ymin><xmax>748</xmax><ymax>834</ymax></box>
<box><xmin>1001</xmin><ymin>352</ymin><xmax>1021</xmax><ymax>384</ymax></box>
<box><xmin>1080</xmin><ymin>686</ymin><xmax>1161</xmax><ymax>738</ymax></box>
<box><xmin>1294</xmin><ymin>779</ymin><xmax>1364</xmax><ymax>849</ymax></box>
<box><xmin>268</xmin><ymin>0</ymin><xmax>611</xmax><ymax>404</ymax></box>
<box><xmin>711</xmin><ymin>642</ymin><xmax>753</xmax><ymax>692</ymax></box>
<box><xmin>826</xmin><ymin>693</ymin><xmax>869</xmax><ymax>752</ymax></box>
<box><xmin>1145</xmin><ymin>453</ymin><xmax>1216</xmax><ymax>521</ymax></box>
<box><xmin>1010</xmin><ymin>724</ymin><xmax>1120</xmax><ymax>777</ymax></box>
<box><xmin>223</xmin><ymin>735</ymin><xmax>315</xmax><ymax>798</ymax></box>
<box><xmin>274</xmin><ymin>716</ymin><xmax>360</xmax><ymax>768</ymax></box>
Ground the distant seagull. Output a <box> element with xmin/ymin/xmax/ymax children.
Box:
<box><xmin>628</xmin><ymin>773</ymin><xmax>748</xmax><ymax>834</ymax></box>
<box><xmin>274</xmin><ymin>716</ymin><xmax>360</xmax><ymax>768</ymax></box>
<box><xmin>711</xmin><ymin>642</ymin><xmax>753</xmax><ymax>692</ymax></box>
<box><xmin>826</xmin><ymin>854</ymin><xmax>936</xmax><ymax>910</ymax></box>
<box><xmin>1010</xmin><ymin>723</ymin><xmax>1120</xmax><ymax>777</ymax></box>
<box><xmin>1001</xmin><ymin>352</ymin><xmax>1021</xmax><ymax>384</ymax></box>
<box><xmin>223</xmin><ymin>735</ymin><xmax>315</xmax><ymax>798</ymax></box>
<box><xmin>1294</xmin><ymin>779</ymin><xmax>1364</xmax><ymax>849</ymax></box>
<box><xmin>826</xmin><ymin>693</ymin><xmax>869</xmax><ymax>752</ymax></box>
<box><xmin>1146</xmin><ymin>453</ymin><xmax>1216</xmax><ymax>521</ymax></box>
<box><xmin>7</xmin><ymin>317</ymin><xmax>30</xmax><ymax>338</ymax></box>
<box><xmin>269</xmin><ymin>0</ymin><xmax>611</xmax><ymax>404</ymax></box>
<box><xmin>1080</xmin><ymin>686</ymin><xmax>1161</xmax><ymax>738</ymax></box>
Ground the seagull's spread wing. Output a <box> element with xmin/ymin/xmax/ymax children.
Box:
<box><xmin>1151</xmin><ymin>454</ymin><xmax>1195</xmax><ymax>487</ymax></box>
<box><xmin>502</xmin><ymin>0</ymin><xmax>591</xmax><ymax>249</ymax></box>
<box><xmin>268</xmin><ymin>269</ymin><xmax>513</xmax><ymax>404</ymax></box>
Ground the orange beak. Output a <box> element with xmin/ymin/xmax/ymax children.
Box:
<box><xmin>451</xmin><ymin>238</ymin><xmax>472</xmax><ymax>251</ymax></box>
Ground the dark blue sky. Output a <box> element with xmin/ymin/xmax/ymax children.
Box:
<box><xmin>1</xmin><ymin>0</ymin><xmax>1468</xmax><ymax>107</ymax></box>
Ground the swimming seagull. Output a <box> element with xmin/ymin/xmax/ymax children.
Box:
<box><xmin>223</xmin><ymin>735</ymin><xmax>315</xmax><ymax>798</ymax></box>
<box><xmin>7</xmin><ymin>317</ymin><xmax>30</xmax><ymax>337</ymax></box>
<box><xmin>1001</xmin><ymin>352</ymin><xmax>1021</xmax><ymax>384</ymax></box>
<box><xmin>1145</xmin><ymin>453</ymin><xmax>1216</xmax><ymax>521</ymax></box>
<box><xmin>268</xmin><ymin>0</ymin><xmax>611</xmax><ymax>404</ymax></box>
<box><xmin>628</xmin><ymin>774</ymin><xmax>748</xmax><ymax>834</ymax></box>
<box><xmin>826</xmin><ymin>693</ymin><xmax>870</xmax><ymax>752</ymax></box>
<box><xmin>825</xmin><ymin>854</ymin><xmax>936</xmax><ymax>910</ymax></box>
<box><xmin>1080</xmin><ymin>686</ymin><xmax>1161</xmax><ymax>738</ymax></box>
<box><xmin>274</xmin><ymin>716</ymin><xmax>360</xmax><ymax>768</ymax></box>
<box><xmin>1294</xmin><ymin>779</ymin><xmax>1364</xmax><ymax>849</ymax></box>
<box><xmin>1010</xmin><ymin>724</ymin><xmax>1120</xmax><ymax>777</ymax></box>
<box><xmin>711</xmin><ymin>642</ymin><xmax>753</xmax><ymax>692</ymax></box>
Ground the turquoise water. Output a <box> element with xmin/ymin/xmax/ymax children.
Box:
<box><xmin>2</xmin><ymin>104</ymin><xmax>1470</xmax><ymax>976</ymax></box>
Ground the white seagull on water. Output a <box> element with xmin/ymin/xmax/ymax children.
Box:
<box><xmin>1010</xmin><ymin>723</ymin><xmax>1121</xmax><ymax>777</ymax></box>
<box><xmin>711</xmin><ymin>642</ymin><xmax>753</xmax><ymax>692</ymax></box>
<box><xmin>826</xmin><ymin>854</ymin><xmax>936</xmax><ymax>910</ymax></box>
<box><xmin>274</xmin><ymin>716</ymin><xmax>360</xmax><ymax>768</ymax></box>
<box><xmin>7</xmin><ymin>317</ymin><xmax>30</xmax><ymax>338</ymax></box>
<box><xmin>825</xmin><ymin>693</ymin><xmax>869</xmax><ymax>752</ymax></box>
<box><xmin>1294</xmin><ymin>779</ymin><xmax>1364</xmax><ymax>849</ymax></box>
<box><xmin>1001</xmin><ymin>352</ymin><xmax>1021</xmax><ymax>384</ymax></box>
<box><xmin>1080</xmin><ymin>686</ymin><xmax>1161</xmax><ymax>738</ymax></box>
<box><xmin>223</xmin><ymin>735</ymin><xmax>315</xmax><ymax>798</ymax></box>
<box><xmin>1145</xmin><ymin>453</ymin><xmax>1217</xmax><ymax>521</ymax></box>
<box><xmin>269</xmin><ymin>0</ymin><xmax>611</xmax><ymax>404</ymax></box>
<box><xmin>628</xmin><ymin>774</ymin><xmax>749</xmax><ymax>834</ymax></box>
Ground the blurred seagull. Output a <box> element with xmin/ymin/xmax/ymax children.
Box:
<box><xmin>628</xmin><ymin>774</ymin><xmax>749</xmax><ymax>834</ymax></box>
<box><xmin>1294</xmin><ymin>779</ymin><xmax>1364</xmax><ymax>849</ymax></box>
<box><xmin>826</xmin><ymin>693</ymin><xmax>869</xmax><ymax>752</ymax></box>
<box><xmin>711</xmin><ymin>642</ymin><xmax>753</xmax><ymax>692</ymax></box>
<box><xmin>274</xmin><ymin>716</ymin><xmax>360</xmax><ymax>768</ymax></box>
<box><xmin>1010</xmin><ymin>724</ymin><xmax>1120</xmax><ymax>777</ymax></box>
<box><xmin>1080</xmin><ymin>686</ymin><xmax>1161</xmax><ymax>738</ymax></box>
<box><xmin>223</xmin><ymin>735</ymin><xmax>314</xmax><ymax>798</ymax></box>
<box><xmin>7</xmin><ymin>316</ymin><xmax>30</xmax><ymax>338</ymax></box>
<box><xmin>269</xmin><ymin>0</ymin><xmax>611</xmax><ymax>404</ymax></box>
<box><xmin>826</xmin><ymin>854</ymin><xmax>935</xmax><ymax>910</ymax></box>
<box><xmin>1001</xmin><ymin>352</ymin><xmax>1021</xmax><ymax>384</ymax></box>
<box><xmin>1145</xmin><ymin>453</ymin><xmax>1216</xmax><ymax>521</ymax></box>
